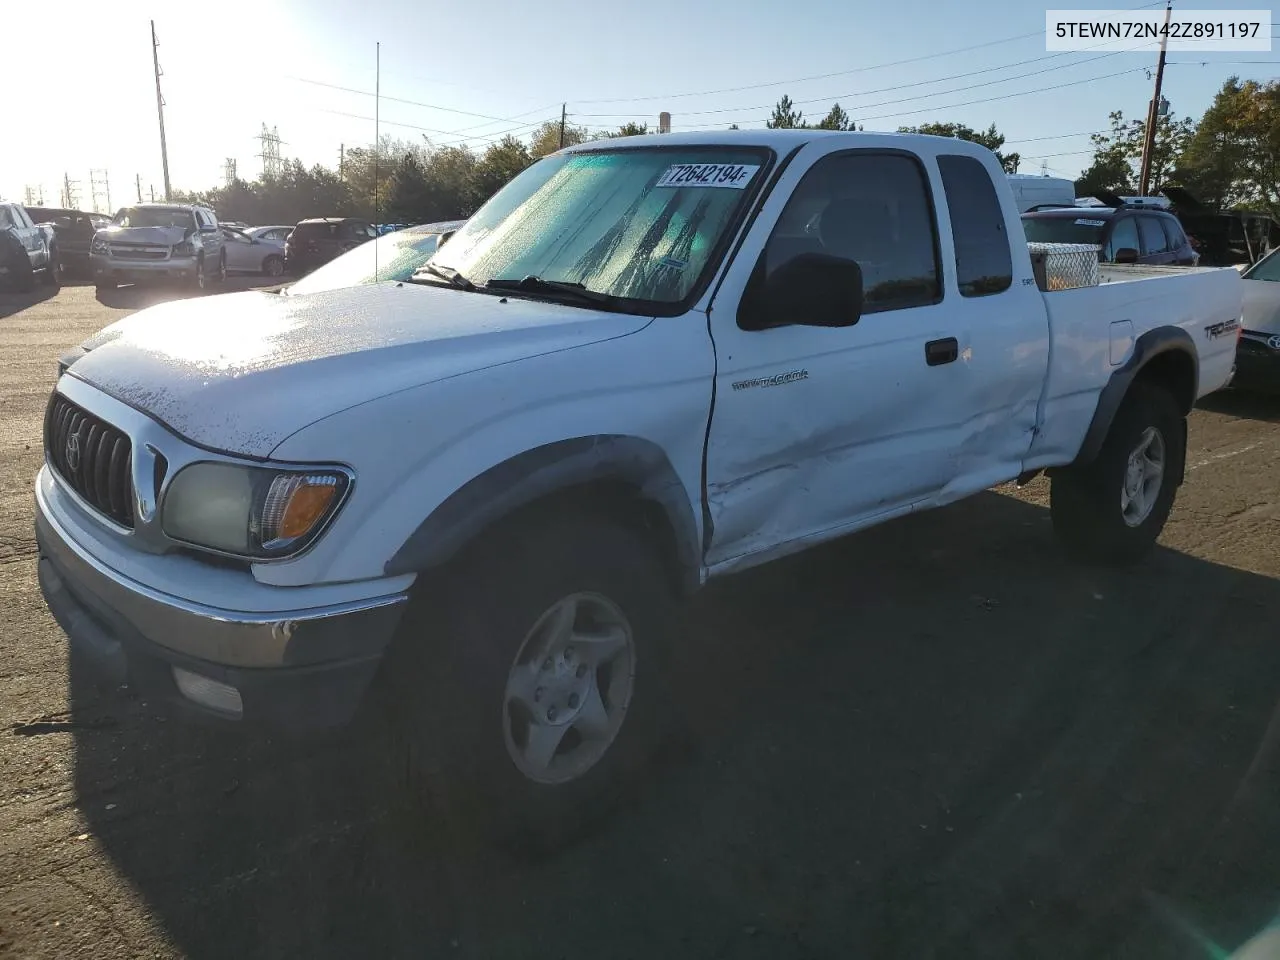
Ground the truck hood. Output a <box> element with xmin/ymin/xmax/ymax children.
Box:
<box><xmin>68</xmin><ymin>283</ymin><xmax>652</xmax><ymax>458</ymax></box>
<box><xmin>97</xmin><ymin>225</ymin><xmax>187</xmax><ymax>246</ymax></box>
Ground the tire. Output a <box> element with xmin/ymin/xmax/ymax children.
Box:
<box><xmin>212</xmin><ymin>253</ymin><xmax>227</xmax><ymax>285</ymax></box>
<box><xmin>191</xmin><ymin>257</ymin><xmax>206</xmax><ymax>292</ymax></box>
<box><xmin>42</xmin><ymin>247</ymin><xmax>62</xmax><ymax>289</ymax></box>
<box><xmin>262</xmin><ymin>254</ymin><xmax>284</xmax><ymax>277</ymax></box>
<box><xmin>1050</xmin><ymin>381</ymin><xmax>1184</xmax><ymax>566</ymax></box>
<box><xmin>383</xmin><ymin>508</ymin><xmax>678</xmax><ymax>853</ymax></box>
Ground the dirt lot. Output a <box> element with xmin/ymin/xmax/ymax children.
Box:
<box><xmin>3</xmin><ymin>283</ymin><xmax>1280</xmax><ymax>959</ymax></box>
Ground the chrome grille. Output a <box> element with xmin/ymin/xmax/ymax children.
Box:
<box><xmin>110</xmin><ymin>245</ymin><xmax>169</xmax><ymax>261</ymax></box>
<box><xmin>43</xmin><ymin>393</ymin><xmax>134</xmax><ymax>527</ymax></box>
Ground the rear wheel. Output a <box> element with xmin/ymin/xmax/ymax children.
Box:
<box><xmin>383</xmin><ymin>509</ymin><xmax>677</xmax><ymax>853</ymax></box>
<box><xmin>262</xmin><ymin>254</ymin><xmax>284</xmax><ymax>277</ymax></box>
<box><xmin>191</xmin><ymin>257</ymin><xmax>206</xmax><ymax>292</ymax></box>
<box><xmin>212</xmin><ymin>252</ymin><xmax>227</xmax><ymax>285</ymax></box>
<box><xmin>1050</xmin><ymin>382</ymin><xmax>1183</xmax><ymax>565</ymax></box>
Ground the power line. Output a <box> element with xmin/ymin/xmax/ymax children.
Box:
<box><xmin>288</xmin><ymin>75</ymin><xmax>551</xmax><ymax>126</ymax></box>
<box><xmin>568</xmin><ymin>0</ymin><xmax>1170</xmax><ymax>106</ymax></box>
<box><xmin>575</xmin><ymin>48</ymin><xmax>1136</xmax><ymax>120</ymax></box>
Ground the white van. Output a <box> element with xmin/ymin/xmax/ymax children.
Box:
<box><xmin>1006</xmin><ymin>174</ymin><xmax>1076</xmax><ymax>213</ymax></box>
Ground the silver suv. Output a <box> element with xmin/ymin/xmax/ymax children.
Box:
<box><xmin>90</xmin><ymin>203</ymin><xmax>226</xmax><ymax>293</ymax></box>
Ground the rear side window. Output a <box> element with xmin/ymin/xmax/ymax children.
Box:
<box><xmin>937</xmin><ymin>155</ymin><xmax>1012</xmax><ymax>297</ymax></box>
<box><xmin>1138</xmin><ymin>216</ymin><xmax>1169</xmax><ymax>254</ymax></box>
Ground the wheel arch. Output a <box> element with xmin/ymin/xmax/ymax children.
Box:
<box><xmin>1070</xmin><ymin>325</ymin><xmax>1197</xmax><ymax>479</ymax></box>
<box><xmin>383</xmin><ymin>435</ymin><xmax>703</xmax><ymax>597</ymax></box>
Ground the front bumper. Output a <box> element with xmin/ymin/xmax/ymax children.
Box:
<box><xmin>1233</xmin><ymin>332</ymin><xmax>1280</xmax><ymax>393</ymax></box>
<box><xmin>35</xmin><ymin>484</ymin><xmax>409</xmax><ymax>733</ymax></box>
<box><xmin>90</xmin><ymin>253</ymin><xmax>196</xmax><ymax>285</ymax></box>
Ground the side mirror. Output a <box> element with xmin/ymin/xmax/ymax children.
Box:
<box><xmin>1114</xmin><ymin>247</ymin><xmax>1139</xmax><ymax>264</ymax></box>
<box><xmin>740</xmin><ymin>252</ymin><xmax>863</xmax><ymax>331</ymax></box>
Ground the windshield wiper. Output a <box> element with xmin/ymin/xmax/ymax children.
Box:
<box><xmin>410</xmin><ymin>262</ymin><xmax>477</xmax><ymax>291</ymax></box>
<box><xmin>485</xmin><ymin>275</ymin><xmax>620</xmax><ymax>307</ymax></box>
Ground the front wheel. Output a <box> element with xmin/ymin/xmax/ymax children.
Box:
<box><xmin>42</xmin><ymin>248</ymin><xmax>62</xmax><ymax>289</ymax></box>
<box><xmin>1050</xmin><ymin>382</ymin><xmax>1184</xmax><ymax>566</ymax></box>
<box><xmin>384</xmin><ymin>509</ymin><xmax>677</xmax><ymax>852</ymax></box>
<box><xmin>212</xmin><ymin>253</ymin><xmax>227</xmax><ymax>285</ymax></box>
<box><xmin>190</xmin><ymin>257</ymin><xmax>206</xmax><ymax>292</ymax></box>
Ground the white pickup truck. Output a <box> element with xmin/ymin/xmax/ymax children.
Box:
<box><xmin>36</xmin><ymin>131</ymin><xmax>1242</xmax><ymax>842</ymax></box>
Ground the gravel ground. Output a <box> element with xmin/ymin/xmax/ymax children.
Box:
<box><xmin>3</xmin><ymin>284</ymin><xmax>1280</xmax><ymax>959</ymax></box>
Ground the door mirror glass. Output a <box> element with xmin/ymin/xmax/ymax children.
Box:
<box><xmin>741</xmin><ymin>252</ymin><xmax>863</xmax><ymax>330</ymax></box>
<box><xmin>1114</xmin><ymin>246</ymin><xmax>1139</xmax><ymax>264</ymax></box>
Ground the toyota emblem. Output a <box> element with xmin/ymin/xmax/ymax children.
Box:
<box><xmin>1269</xmin><ymin>335</ymin><xmax>1280</xmax><ymax>351</ymax></box>
<box><xmin>65</xmin><ymin>431</ymin><xmax>82</xmax><ymax>472</ymax></box>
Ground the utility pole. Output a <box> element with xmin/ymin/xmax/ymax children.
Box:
<box><xmin>63</xmin><ymin>173</ymin><xmax>80</xmax><ymax>210</ymax></box>
<box><xmin>136</xmin><ymin>173</ymin><xmax>143</xmax><ymax>202</ymax></box>
<box><xmin>151</xmin><ymin>21</ymin><xmax>171</xmax><ymax>200</ymax></box>
<box><xmin>558</xmin><ymin>103</ymin><xmax>567</xmax><ymax>150</ymax></box>
<box><xmin>149</xmin><ymin>184</ymin><xmax>156</xmax><ymax>202</ymax></box>
<box><xmin>338</xmin><ymin>144</ymin><xmax>345</xmax><ymax>180</ymax></box>
<box><xmin>89</xmin><ymin>169</ymin><xmax>111</xmax><ymax>214</ymax></box>
<box><xmin>1137</xmin><ymin>1</ymin><xmax>1173</xmax><ymax>196</ymax></box>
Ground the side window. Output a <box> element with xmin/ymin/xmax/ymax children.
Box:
<box><xmin>12</xmin><ymin>206</ymin><xmax>33</xmax><ymax>229</ymax></box>
<box><xmin>762</xmin><ymin>152</ymin><xmax>941</xmax><ymax>315</ymax></box>
<box><xmin>937</xmin><ymin>154</ymin><xmax>1012</xmax><ymax>297</ymax></box>
<box><xmin>0</xmin><ymin>206</ymin><xmax>13</xmax><ymax>228</ymax></box>
<box><xmin>1138</xmin><ymin>216</ymin><xmax>1168</xmax><ymax>255</ymax></box>
<box><xmin>1161</xmin><ymin>217</ymin><xmax>1186</xmax><ymax>250</ymax></box>
<box><xmin>1105</xmin><ymin>217</ymin><xmax>1140</xmax><ymax>260</ymax></box>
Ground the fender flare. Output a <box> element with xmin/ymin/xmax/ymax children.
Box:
<box><xmin>1071</xmin><ymin>325</ymin><xmax>1198</xmax><ymax>473</ymax></box>
<box><xmin>383</xmin><ymin>435</ymin><xmax>702</xmax><ymax>594</ymax></box>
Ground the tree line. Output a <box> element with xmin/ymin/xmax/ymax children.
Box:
<box><xmin>1074</xmin><ymin>77</ymin><xmax>1280</xmax><ymax>217</ymax></box>
<box><xmin>173</xmin><ymin>77</ymin><xmax>1280</xmax><ymax>227</ymax></box>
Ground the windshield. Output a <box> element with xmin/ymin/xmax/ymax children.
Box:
<box><xmin>1021</xmin><ymin>216</ymin><xmax>1107</xmax><ymax>245</ymax></box>
<box><xmin>1242</xmin><ymin>248</ymin><xmax>1280</xmax><ymax>282</ymax></box>
<box><xmin>427</xmin><ymin>146</ymin><xmax>770</xmax><ymax>308</ymax></box>
<box><xmin>286</xmin><ymin>229</ymin><xmax>445</xmax><ymax>295</ymax></box>
<box><xmin>112</xmin><ymin>207</ymin><xmax>196</xmax><ymax>230</ymax></box>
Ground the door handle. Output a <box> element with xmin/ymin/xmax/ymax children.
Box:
<box><xmin>925</xmin><ymin>337</ymin><xmax>959</xmax><ymax>366</ymax></box>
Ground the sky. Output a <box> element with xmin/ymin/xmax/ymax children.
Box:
<box><xmin>4</xmin><ymin>0</ymin><xmax>1277</xmax><ymax>209</ymax></box>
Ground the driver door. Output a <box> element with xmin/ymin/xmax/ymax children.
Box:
<box><xmin>703</xmin><ymin>145</ymin><xmax>966</xmax><ymax>569</ymax></box>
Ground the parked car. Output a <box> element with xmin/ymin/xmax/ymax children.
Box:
<box><xmin>1021</xmin><ymin>205</ymin><xmax>1197</xmax><ymax>266</ymax></box>
<box><xmin>245</xmin><ymin>225</ymin><xmax>294</xmax><ymax>244</ymax></box>
<box><xmin>284</xmin><ymin>217</ymin><xmax>376</xmax><ymax>275</ymax></box>
<box><xmin>220</xmin><ymin>226</ymin><xmax>286</xmax><ymax>277</ymax></box>
<box><xmin>1232</xmin><ymin>247</ymin><xmax>1280</xmax><ymax>392</ymax></box>
<box><xmin>25</xmin><ymin>207</ymin><xmax>100</xmax><ymax>277</ymax></box>
<box><xmin>90</xmin><ymin>203</ymin><xmax>226</xmax><ymax>293</ymax></box>
<box><xmin>284</xmin><ymin>220</ymin><xmax>466</xmax><ymax>296</ymax></box>
<box><xmin>37</xmin><ymin>131</ymin><xmax>1241</xmax><ymax>846</ymax></box>
<box><xmin>0</xmin><ymin>200</ymin><xmax>61</xmax><ymax>291</ymax></box>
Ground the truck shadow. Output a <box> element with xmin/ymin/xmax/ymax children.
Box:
<box><xmin>1197</xmin><ymin>389</ymin><xmax>1280</xmax><ymax>424</ymax></box>
<box><xmin>68</xmin><ymin>490</ymin><xmax>1280</xmax><ymax>959</ymax></box>
<box><xmin>0</xmin><ymin>285</ymin><xmax>57</xmax><ymax>320</ymax></box>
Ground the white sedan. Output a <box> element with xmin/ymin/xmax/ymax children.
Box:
<box><xmin>220</xmin><ymin>226</ymin><xmax>286</xmax><ymax>277</ymax></box>
<box><xmin>1233</xmin><ymin>248</ymin><xmax>1280</xmax><ymax>392</ymax></box>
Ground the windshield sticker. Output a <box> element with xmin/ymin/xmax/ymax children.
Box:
<box><xmin>657</xmin><ymin>256</ymin><xmax>687</xmax><ymax>271</ymax></box>
<box><xmin>655</xmin><ymin>163</ymin><xmax>761</xmax><ymax>189</ymax></box>
<box><xmin>1074</xmin><ymin>218</ymin><xmax>1107</xmax><ymax>226</ymax></box>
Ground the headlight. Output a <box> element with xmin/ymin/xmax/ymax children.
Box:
<box><xmin>172</xmin><ymin>239</ymin><xmax>195</xmax><ymax>256</ymax></box>
<box><xmin>90</xmin><ymin>236</ymin><xmax>109</xmax><ymax>254</ymax></box>
<box><xmin>161</xmin><ymin>462</ymin><xmax>352</xmax><ymax>559</ymax></box>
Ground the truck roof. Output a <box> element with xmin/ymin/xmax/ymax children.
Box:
<box><xmin>559</xmin><ymin>129</ymin><xmax>997</xmax><ymax>158</ymax></box>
